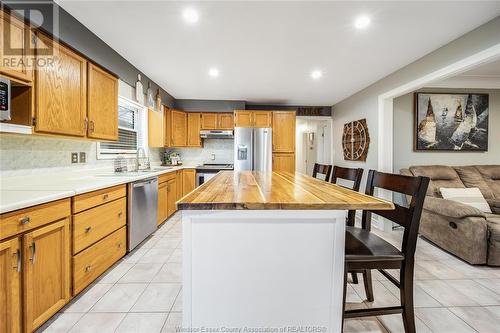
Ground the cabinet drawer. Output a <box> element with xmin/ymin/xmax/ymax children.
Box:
<box><xmin>72</xmin><ymin>185</ymin><xmax>126</xmax><ymax>213</ymax></box>
<box><xmin>0</xmin><ymin>199</ymin><xmax>70</xmax><ymax>241</ymax></box>
<box><xmin>73</xmin><ymin>227</ymin><xmax>126</xmax><ymax>295</ymax></box>
<box><xmin>72</xmin><ymin>198</ymin><xmax>126</xmax><ymax>254</ymax></box>
<box><xmin>159</xmin><ymin>171</ymin><xmax>176</xmax><ymax>184</ymax></box>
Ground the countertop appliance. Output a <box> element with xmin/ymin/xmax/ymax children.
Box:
<box><xmin>127</xmin><ymin>177</ymin><xmax>158</xmax><ymax>251</ymax></box>
<box><xmin>234</xmin><ymin>127</ymin><xmax>272</xmax><ymax>172</ymax></box>
<box><xmin>0</xmin><ymin>77</ymin><xmax>11</xmax><ymax>121</ymax></box>
<box><xmin>200</xmin><ymin>130</ymin><xmax>233</xmax><ymax>139</ymax></box>
<box><xmin>196</xmin><ymin>163</ymin><xmax>234</xmax><ymax>186</ymax></box>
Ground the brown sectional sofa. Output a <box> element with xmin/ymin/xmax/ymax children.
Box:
<box><xmin>401</xmin><ymin>165</ymin><xmax>500</xmax><ymax>266</ymax></box>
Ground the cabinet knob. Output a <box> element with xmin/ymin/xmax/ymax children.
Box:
<box><xmin>85</xmin><ymin>265</ymin><xmax>92</xmax><ymax>272</ymax></box>
<box><xmin>14</xmin><ymin>249</ymin><xmax>21</xmax><ymax>273</ymax></box>
<box><xmin>85</xmin><ymin>226</ymin><xmax>92</xmax><ymax>233</ymax></box>
<box><xmin>118</xmin><ymin>212</ymin><xmax>123</xmax><ymax>218</ymax></box>
<box><xmin>102</xmin><ymin>194</ymin><xmax>109</xmax><ymax>200</ymax></box>
<box><xmin>19</xmin><ymin>216</ymin><xmax>30</xmax><ymax>225</ymax></box>
<box><xmin>117</xmin><ymin>243</ymin><xmax>122</xmax><ymax>249</ymax></box>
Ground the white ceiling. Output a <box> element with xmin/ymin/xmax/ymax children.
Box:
<box><xmin>57</xmin><ymin>1</ymin><xmax>500</xmax><ymax>105</ymax></box>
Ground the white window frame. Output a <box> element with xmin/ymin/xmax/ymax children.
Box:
<box><xmin>97</xmin><ymin>96</ymin><xmax>146</xmax><ymax>159</ymax></box>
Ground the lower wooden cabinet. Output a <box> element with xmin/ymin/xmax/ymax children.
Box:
<box><xmin>272</xmin><ymin>153</ymin><xmax>296</xmax><ymax>173</ymax></box>
<box><xmin>0</xmin><ymin>238</ymin><xmax>21</xmax><ymax>333</ymax></box>
<box><xmin>182</xmin><ymin>169</ymin><xmax>196</xmax><ymax>196</ymax></box>
<box><xmin>23</xmin><ymin>218</ymin><xmax>70</xmax><ymax>332</ymax></box>
<box><xmin>158</xmin><ymin>182</ymin><xmax>168</xmax><ymax>225</ymax></box>
<box><xmin>73</xmin><ymin>227</ymin><xmax>126</xmax><ymax>295</ymax></box>
<box><xmin>166</xmin><ymin>178</ymin><xmax>177</xmax><ymax>217</ymax></box>
<box><xmin>176</xmin><ymin>170</ymin><xmax>183</xmax><ymax>201</ymax></box>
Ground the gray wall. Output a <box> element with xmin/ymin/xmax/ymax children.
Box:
<box><xmin>332</xmin><ymin>16</ymin><xmax>500</xmax><ymax>188</ymax></box>
<box><xmin>393</xmin><ymin>88</ymin><xmax>500</xmax><ymax>172</ymax></box>
<box><xmin>174</xmin><ymin>99</ymin><xmax>245</xmax><ymax>112</ymax></box>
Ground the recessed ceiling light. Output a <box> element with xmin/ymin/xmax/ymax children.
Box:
<box><xmin>311</xmin><ymin>70</ymin><xmax>322</xmax><ymax>80</ymax></box>
<box><xmin>208</xmin><ymin>67</ymin><xmax>220</xmax><ymax>78</ymax></box>
<box><xmin>183</xmin><ymin>8</ymin><xmax>199</xmax><ymax>24</ymax></box>
<box><xmin>354</xmin><ymin>15</ymin><xmax>371</xmax><ymax>29</ymax></box>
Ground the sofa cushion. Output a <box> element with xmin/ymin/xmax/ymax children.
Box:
<box><xmin>410</xmin><ymin>165</ymin><xmax>464</xmax><ymax>197</ymax></box>
<box><xmin>485</xmin><ymin>213</ymin><xmax>500</xmax><ymax>266</ymax></box>
<box><xmin>454</xmin><ymin>166</ymin><xmax>494</xmax><ymax>199</ymax></box>
<box><xmin>424</xmin><ymin>196</ymin><xmax>485</xmax><ymax>219</ymax></box>
<box><xmin>487</xmin><ymin>199</ymin><xmax>500</xmax><ymax>215</ymax></box>
<box><xmin>476</xmin><ymin>165</ymin><xmax>500</xmax><ymax>199</ymax></box>
<box><xmin>440</xmin><ymin>187</ymin><xmax>492</xmax><ymax>213</ymax></box>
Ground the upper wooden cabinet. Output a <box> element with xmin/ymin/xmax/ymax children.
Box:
<box><xmin>87</xmin><ymin>63</ymin><xmax>118</xmax><ymax>141</ymax></box>
<box><xmin>272</xmin><ymin>111</ymin><xmax>296</xmax><ymax>153</ymax></box>
<box><xmin>201</xmin><ymin>113</ymin><xmax>217</xmax><ymax>130</ymax></box>
<box><xmin>0</xmin><ymin>11</ymin><xmax>33</xmax><ymax>83</ymax></box>
<box><xmin>35</xmin><ymin>34</ymin><xmax>87</xmax><ymax>137</ymax></box>
<box><xmin>0</xmin><ymin>237</ymin><xmax>21</xmax><ymax>333</ymax></box>
<box><xmin>149</xmin><ymin>107</ymin><xmax>165</xmax><ymax>147</ymax></box>
<box><xmin>234</xmin><ymin>111</ymin><xmax>271</xmax><ymax>128</ymax></box>
<box><xmin>217</xmin><ymin>113</ymin><xmax>234</xmax><ymax>129</ymax></box>
<box><xmin>171</xmin><ymin>110</ymin><xmax>187</xmax><ymax>147</ymax></box>
<box><xmin>187</xmin><ymin>112</ymin><xmax>202</xmax><ymax>147</ymax></box>
<box><xmin>23</xmin><ymin>218</ymin><xmax>70</xmax><ymax>332</ymax></box>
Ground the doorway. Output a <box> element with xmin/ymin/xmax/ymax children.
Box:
<box><xmin>296</xmin><ymin>117</ymin><xmax>333</xmax><ymax>176</ymax></box>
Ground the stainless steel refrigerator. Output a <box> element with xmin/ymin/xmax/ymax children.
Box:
<box><xmin>234</xmin><ymin>127</ymin><xmax>272</xmax><ymax>172</ymax></box>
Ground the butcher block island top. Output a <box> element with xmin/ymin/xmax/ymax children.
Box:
<box><xmin>177</xmin><ymin>171</ymin><xmax>394</xmax><ymax>210</ymax></box>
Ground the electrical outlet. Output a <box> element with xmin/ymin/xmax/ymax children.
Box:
<box><xmin>71</xmin><ymin>152</ymin><xmax>78</xmax><ymax>164</ymax></box>
<box><xmin>79</xmin><ymin>152</ymin><xmax>86</xmax><ymax>163</ymax></box>
<box><xmin>210</xmin><ymin>153</ymin><xmax>215</xmax><ymax>160</ymax></box>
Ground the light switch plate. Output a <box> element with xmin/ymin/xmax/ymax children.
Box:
<box><xmin>210</xmin><ymin>154</ymin><xmax>215</xmax><ymax>160</ymax></box>
<box><xmin>79</xmin><ymin>152</ymin><xmax>86</xmax><ymax>163</ymax></box>
<box><xmin>71</xmin><ymin>153</ymin><xmax>78</xmax><ymax>163</ymax></box>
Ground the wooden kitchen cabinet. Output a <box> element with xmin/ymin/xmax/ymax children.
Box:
<box><xmin>23</xmin><ymin>218</ymin><xmax>70</xmax><ymax>332</ymax></box>
<box><xmin>171</xmin><ymin>110</ymin><xmax>187</xmax><ymax>147</ymax></box>
<box><xmin>0</xmin><ymin>237</ymin><xmax>21</xmax><ymax>333</ymax></box>
<box><xmin>149</xmin><ymin>107</ymin><xmax>165</xmax><ymax>147</ymax></box>
<box><xmin>0</xmin><ymin>10</ymin><xmax>33</xmax><ymax>83</ymax></box>
<box><xmin>234</xmin><ymin>111</ymin><xmax>253</xmax><ymax>127</ymax></box>
<box><xmin>201</xmin><ymin>113</ymin><xmax>217</xmax><ymax>129</ymax></box>
<box><xmin>272</xmin><ymin>111</ymin><xmax>296</xmax><ymax>152</ymax></box>
<box><xmin>176</xmin><ymin>170</ymin><xmax>183</xmax><ymax>200</ymax></box>
<box><xmin>272</xmin><ymin>153</ymin><xmax>295</xmax><ymax>173</ymax></box>
<box><xmin>87</xmin><ymin>63</ymin><xmax>118</xmax><ymax>141</ymax></box>
<box><xmin>157</xmin><ymin>182</ymin><xmax>167</xmax><ymax>225</ymax></box>
<box><xmin>217</xmin><ymin>113</ymin><xmax>234</xmax><ymax>129</ymax></box>
<box><xmin>166</xmin><ymin>178</ymin><xmax>177</xmax><ymax>218</ymax></box>
<box><xmin>187</xmin><ymin>112</ymin><xmax>202</xmax><ymax>147</ymax></box>
<box><xmin>35</xmin><ymin>33</ymin><xmax>87</xmax><ymax>137</ymax></box>
<box><xmin>253</xmin><ymin>111</ymin><xmax>272</xmax><ymax>128</ymax></box>
<box><xmin>182</xmin><ymin>169</ymin><xmax>196</xmax><ymax>196</ymax></box>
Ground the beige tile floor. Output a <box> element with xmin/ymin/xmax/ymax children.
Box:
<box><xmin>37</xmin><ymin>213</ymin><xmax>500</xmax><ymax>333</ymax></box>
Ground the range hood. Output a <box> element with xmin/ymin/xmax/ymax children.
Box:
<box><xmin>200</xmin><ymin>130</ymin><xmax>234</xmax><ymax>139</ymax></box>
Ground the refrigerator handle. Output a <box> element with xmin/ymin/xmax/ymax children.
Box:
<box><xmin>251</xmin><ymin>129</ymin><xmax>255</xmax><ymax>171</ymax></box>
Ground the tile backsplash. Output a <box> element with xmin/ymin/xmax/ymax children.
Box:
<box><xmin>0</xmin><ymin>134</ymin><xmax>163</xmax><ymax>177</ymax></box>
<box><xmin>168</xmin><ymin>139</ymin><xmax>234</xmax><ymax>166</ymax></box>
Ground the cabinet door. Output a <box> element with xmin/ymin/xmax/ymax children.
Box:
<box><xmin>164</xmin><ymin>107</ymin><xmax>171</xmax><ymax>147</ymax></box>
<box><xmin>182</xmin><ymin>169</ymin><xmax>196</xmax><ymax>196</ymax></box>
<box><xmin>35</xmin><ymin>34</ymin><xmax>87</xmax><ymax>137</ymax></box>
<box><xmin>157</xmin><ymin>182</ymin><xmax>167</xmax><ymax>225</ymax></box>
<box><xmin>234</xmin><ymin>111</ymin><xmax>252</xmax><ymax>127</ymax></box>
<box><xmin>217</xmin><ymin>113</ymin><xmax>234</xmax><ymax>129</ymax></box>
<box><xmin>187</xmin><ymin>112</ymin><xmax>202</xmax><ymax>147</ymax></box>
<box><xmin>176</xmin><ymin>170</ymin><xmax>183</xmax><ymax>201</ymax></box>
<box><xmin>0</xmin><ymin>238</ymin><xmax>21</xmax><ymax>333</ymax></box>
<box><xmin>253</xmin><ymin>111</ymin><xmax>272</xmax><ymax>128</ymax></box>
<box><xmin>272</xmin><ymin>111</ymin><xmax>296</xmax><ymax>152</ymax></box>
<box><xmin>272</xmin><ymin>153</ymin><xmax>295</xmax><ymax>173</ymax></box>
<box><xmin>0</xmin><ymin>11</ymin><xmax>32</xmax><ymax>82</ymax></box>
<box><xmin>201</xmin><ymin>113</ymin><xmax>217</xmax><ymax>129</ymax></box>
<box><xmin>23</xmin><ymin>218</ymin><xmax>70</xmax><ymax>332</ymax></box>
<box><xmin>149</xmin><ymin>107</ymin><xmax>165</xmax><ymax>147</ymax></box>
<box><xmin>87</xmin><ymin>63</ymin><xmax>118</xmax><ymax>140</ymax></box>
<box><xmin>171</xmin><ymin>110</ymin><xmax>187</xmax><ymax>147</ymax></box>
<box><xmin>166</xmin><ymin>179</ymin><xmax>177</xmax><ymax>217</ymax></box>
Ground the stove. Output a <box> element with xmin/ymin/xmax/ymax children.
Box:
<box><xmin>195</xmin><ymin>164</ymin><xmax>234</xmax><ymax>186</ymax></box>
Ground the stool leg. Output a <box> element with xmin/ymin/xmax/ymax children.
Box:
<box><xmin>401</xmin><ymin>266</ymin><xmax>416</xmax><ymax>333</ymax></box>
<box><xmin>362</xmin><ymin>270</ymin><xmax>374</xmax><ymax>302</ymax></box>
<box><xmin>351</xmin><ymin>272</ymin><xmax>359</xmax><ymax>284</ymax></box>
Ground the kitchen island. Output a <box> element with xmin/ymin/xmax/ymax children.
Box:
<box><xmin>177</xmin><ymin>171</ymin><xmax>394</xmax><ymax>333</ymax></box>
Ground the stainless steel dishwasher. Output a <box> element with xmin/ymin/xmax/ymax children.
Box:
<box><xmin>128</xmin><ymin>177</ymin><xmax>158</xmax><ymax>251</ymax></box>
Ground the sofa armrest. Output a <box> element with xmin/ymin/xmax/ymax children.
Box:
<box><xmin>487</xmin><ymin>199</ymin><xmax>500</xmax><ymax>214</ymax></box>
<box><xmin>424</xmin><ymin>196</ymin><xmax>486</xmax><ymax>219</ymax></box>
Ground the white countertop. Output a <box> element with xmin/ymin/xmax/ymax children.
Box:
<box><xmin>0</xmin><ymin>165</ymin><xmax>194</xmax><ymax>214</ymax></box>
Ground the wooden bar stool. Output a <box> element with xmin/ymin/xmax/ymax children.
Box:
<box><xmin>330</xmin><ymin>166</ymin><xmax>363</xmax><ymax>227</ymax></box>
<box><xmin>312</xmin><ymin>163</ymin><xmax>333</xmax><ymax>181</ymax></box>
<box><xmin>343</xmin><ymin>170</ymin><xmax>429</xmax><ymax>333</ymax></box>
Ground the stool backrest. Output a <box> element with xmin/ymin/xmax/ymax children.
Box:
<box><xmin>331</xmin><ymin>166</ymin><xmax>364</xmax><ymax>226</ymax></box>
<box><xmin>362</xmin><ymin>170</ymin><xmax>430</xmax><ymax>259</ymax></box>
<box><xmin>312</xmin><ymin>163</ymin><xmax>333</xmax><ymax>181</ymax></box>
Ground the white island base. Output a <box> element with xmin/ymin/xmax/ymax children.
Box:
<box><xmin>182</xmin><ymin>210</ymin><xmax>346</xmax><ymax>333</ymax></box>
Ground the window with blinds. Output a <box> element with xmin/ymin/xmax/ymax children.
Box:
<box><xmin>97</xmin><ymin>97</ymin><xmax>141</xmax><ymax>158</ymax></box>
